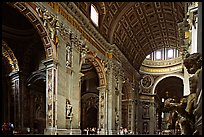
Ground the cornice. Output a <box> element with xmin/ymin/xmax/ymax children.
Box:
<box><xmin>33</xmin><ymin>2</ymin><xmax>140</xmax><ymax>78</ymax></box>
<box><xmin>61</xmin><ymin>2</ymin><xmax>140</xmax><ymax>78</ymax></box>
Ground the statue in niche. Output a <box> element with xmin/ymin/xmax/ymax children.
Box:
<box><xmin>100</xmin><ymin>95</ymin><xmax>104</xmax><ymax>108</ymax></box>
<box><xmin>164</xmin><ymin>53</ymin><xmax>202</xmax><ymax>135</ymax></box>
<box><xmin>142</xmin><ymin>104</ymin><xmax>150</xmax><ymax>118</ymax></box>
<box><xmin>66</xmin><ymin>99</ymin><xmax>73</xmax><ymax>119</ymax></box>
<box><xmin>66</xmin><ymin>42</ymin><xmax>72</xmax><ymax>67</ymax></box>
<box><xmin>34</xmin><ymin>96</ymin><xmax>44</xmax><ymax>119</ymax></box>
<box><xmin>115</xmin><ymin>112</ymin><xmax>119</xmax><ymax>126</ymax></box>
<box><xmin>143</xmin><ymin>122</ymin><xmax>149</xmax><ymax>134</ymax></box>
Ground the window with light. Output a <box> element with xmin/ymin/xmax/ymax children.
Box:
<box><xmin>167</xmin><ymin>49</ymin><xmax>173</xmax><ymax>59</ymax></box>
<box><xmin>156</xmin><ymin>50</ymin><xmax>161</xmax><ymax>60</ymax></box>
<box><xmin>146</xmin><ymin>54</ymin><xmax>151</xmax><ymax>59</ymax></box>
<box><xmin>90</xmin><ymin>4</ymin><xmax>99</xmax><ymax>26</ymax></box>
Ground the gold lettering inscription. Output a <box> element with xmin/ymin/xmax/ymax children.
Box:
<box><xmin>141</xmin><ymin>65</ymin><xmax>182</xmax><ymax>73</ymax></box>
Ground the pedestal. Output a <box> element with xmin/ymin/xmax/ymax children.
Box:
<box><xmin>44</xmin><ymin>127</ymin><xmax>57</xmax><ymax>135</ymax></box>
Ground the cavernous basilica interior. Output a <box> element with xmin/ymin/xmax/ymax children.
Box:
<box><xmin>1</xmin><ymin>2</ymin><xmax>202</xmax><ymax>135</ymax></box>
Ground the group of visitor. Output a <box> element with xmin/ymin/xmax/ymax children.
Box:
<box><xmin>83</xmin><ymin>127</ymin><xmax>101</xmax><ymax>135</ymax></box>
<box><xmin>119</xmin><ymin>127</ymin><xmax>130</xmax><ymax>135</ymax></box>
<box><xmin>1</xmin><ymin>122</ymin><xmax>15</xmax><ymax>135</ymax></box>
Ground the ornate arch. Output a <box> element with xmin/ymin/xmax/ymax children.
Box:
<box><xmin>80</xmin><ymin>51</ymin><xmax>107</xmax><ymax>87</ymax></box>
<box><xmin>27</xmin><ymin>69</ymin><xmax>46</xmax><ymax>86</ymax></box>
<box><xmin>2</xmin><ymin>40</ymin><xmax>19</xmax><ymax>73</ymax></box>
<box><xmin>7</xmin><ymin>2</ymin><xmax>56</xmax><ymax>60</ymax></box>
<box><xmin>151</xmin><ymin>73</ymin><xmax>184</xmax><ymax>95</ymax></box>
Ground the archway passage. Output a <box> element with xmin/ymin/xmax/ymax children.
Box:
<box><xmin>27</xmin><ymin>75</ymin><xmax>46</xmax><ymax>134</ymax></box>
<box><xmin>2</xmin><ymin>3</ymin><xmax>46</xmax><ymax>134</ymax></box>
<box><xmin>154</xmin><ymin>76</ymin><xmax>183</xmax><ymax>131</ymax></box>
<box><xmin>80</xmin><ymin>59</ymin><xmax>99</xmax><ymax>134</ymax></box>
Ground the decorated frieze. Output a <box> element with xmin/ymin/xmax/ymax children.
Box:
<box><xmin>142</xmin><ymin>56</ymin><xmax>182</xmax><ymax>67</ymax></box>
<box><xmin>140</xmin><ymin>64</ymin><xmax>182</xmax><ymax>74</ymax></box>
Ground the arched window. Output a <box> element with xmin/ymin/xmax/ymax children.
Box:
<box><xmin>90</xmin><ymin>4</ymin><xmax>99</xmax><ymax>26</ymax></box>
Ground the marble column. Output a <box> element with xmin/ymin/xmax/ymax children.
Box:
<box><xmin>43</xmin><ymin>59</ymin><xmax>58</xmax><ymax>135</ymax></box>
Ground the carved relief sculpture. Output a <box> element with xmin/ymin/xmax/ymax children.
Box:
<box><xmin>142</xmin><ymin>104</ymin><xmax>150</xmax><ymax>119</ymax></box>
<box><xmin>36</xmin><ymin>7</ymin><xmax>59</xmax><ymax>45</ymax></box>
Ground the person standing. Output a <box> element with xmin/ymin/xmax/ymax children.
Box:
<box><xmin>2</xmin><ymin>122</ymin><xmax>9</xmax><ymax>135</ymax></box>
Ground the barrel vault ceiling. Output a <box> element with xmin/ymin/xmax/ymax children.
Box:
<box><xmin>75</xmin><ymin>2</ymin><xmax>185</xmax><ymax>70</ymax></box>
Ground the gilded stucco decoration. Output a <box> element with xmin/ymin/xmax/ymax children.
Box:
<box><xmin>2</xmin><ymin>40</ymin><xmax>19</xmax><ymax>73</ymax></box>
<box><xmin>36</xmin><ymin>7</ymin><xmax>60</xmax><ymax>46</ymax></box>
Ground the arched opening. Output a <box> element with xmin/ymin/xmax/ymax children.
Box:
<box><xmin>80</xmin><ymin>59</ymin><xmax>99</xmax><ymax>134</ymax></box>
<box><xmin>27</xmin><ymin>72</ymin><xmax>46</xmax><ymax>134</ymax></box>
<box><xmin>154</xmin><ymin>76</ymin><xmax>183</xmax><ymax>132</ymax></box>
<box><xmin>2</xmin><ymin>3</ymin><xmax>46</xmax><ymax>134</ymax></box>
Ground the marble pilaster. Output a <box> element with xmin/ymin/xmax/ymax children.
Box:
<box><xmin>43</xmin><ymin>59</ymin><xmax>58</xmax><ymax>135</ymax></box>
<box><xmin>97</xmin><ymin>86</ymin><xmax>106</xmax><ymax>134</ymax></box>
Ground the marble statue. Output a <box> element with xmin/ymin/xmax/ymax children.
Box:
<box><xmin>164</xmin><ymin>53</ymin><xmax>202</xmax><ymax>135</ymax></box>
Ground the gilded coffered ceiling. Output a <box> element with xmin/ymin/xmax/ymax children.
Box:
<box><xmin>75</xmin><ymin>2</ymin><xmax>185</xmax><ymax>70</ymax></box>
